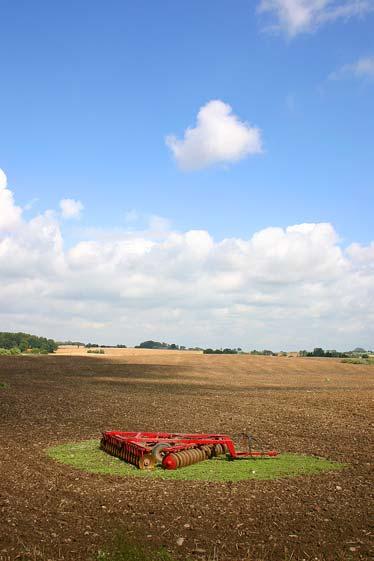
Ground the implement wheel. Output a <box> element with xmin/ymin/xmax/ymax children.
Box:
<box><xmin>151</xmin><ymin>443</ymin><xmax>171</xmax><ymax>464</ymax></box>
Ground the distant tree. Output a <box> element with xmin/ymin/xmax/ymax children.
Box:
<box><xmin>136</xmin><ymin>340</ymin><xmax>180</xmax><ymax>350</ymax></box>
<box><xmin>203</xmin><ymin>348</ymin><xmax>238</xmax><ymax>355</ymax></box>
<box><xmin>19</xmin><ymin>339</ymin><xmax>29</xmax><ymax>352</ymax></box>
<box><xmin>0</xmin><ymin>332</ymin><xmax>58</xmax><ymax>353</ymax></box>
<box><xmin>136</xmin><ymin>340</ymin><xmax>160</xmax><ymax>349</ymax></box>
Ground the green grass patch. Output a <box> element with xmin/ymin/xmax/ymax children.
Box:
<box><xmin>341</xmin><ymin>357</ymin><xmax>374</xmax><ymax>365</ymax></box>
<box><xmin>96</xmin><ymin>536</ymin><xmax>174</xmax><ymax>561</ymax></box>
<box><xmin>47</xmin><ymin>440</ymin><xmax>345</xmax><ymax>482</ymax></box>
<box><xmin>0</xmin><ymin>381</ymin><xmax>9</xmax><ymax>389</ymax></box>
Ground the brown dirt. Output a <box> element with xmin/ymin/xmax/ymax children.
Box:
<box><xmin>0</xmin><ymin>349</ymin><xmax>373</xmax><ymax>561</ymax></box>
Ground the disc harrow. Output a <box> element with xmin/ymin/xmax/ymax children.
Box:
<box><xmin>100</xmin><ymin>430</ymin><xmax>278</xmax><ymax>470</ymax></box>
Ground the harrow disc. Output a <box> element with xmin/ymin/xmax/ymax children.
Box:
<box><xmin>212</xmin><ymin>444</ymin><xmax>225</xmax><ymax>457</ymax></box>
<box><xmin>138</xmin><ymin>453</ymin><xmax>157</xmax><ymax>470</ymax></box>
<box><xmin>162</xmin><ymin>446</ymin><xmax>209</xmax><ymax>470</ymax></box>
<box><xmin>201</xmin><ymin>445</ymin><xmax>213</xmax><ymax>458</ymax></box>
<box><xmin>162</xmin><ymin>452</ymin><xmax>179</xmax><ymax>470</ymax></box>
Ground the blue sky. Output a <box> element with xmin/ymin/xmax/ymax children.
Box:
<box><xmin>1</xmin><ymin>0</ymin><xmax>373</xmax><ymax>242</ymax></box>
<box><xmin>0</xmin><ymin>1</ymin><xmax>373</xmax><ymax>348</ymax></box>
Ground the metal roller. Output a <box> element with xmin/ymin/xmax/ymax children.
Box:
<box><xmin>177</xmin><ymin>450</ymin><xmax>190</xmax><ymax>467</ymax></box>
<box><xmin>162</xmin><ymin>452</ymin><xmax>179</xmax><ymax>470</ymax></box>
<box><xmin>212</xmin><ymin>444</ymin><xmax>225</xmax><ymax>457</ymax></box>
<box><xmin>185</xmin><ymin>449</ymin><xmax>198</xmax><ymax>465</ymax></box>
<box><xmin>162</xmin><ymin>446</ymin><xmax>209</xmax><ymax>470</ymax></box>
<box><xmin>189</xmin><ymin>449</ymin><xmax>200</xmax><ymax>464</ymax></box>
<box><xmin>201</xmin><ymin>445</ymin><xmax>213</xmax><ymax>458</ymax></box>
<box><xmin>194</xmin><ymin>449</ymin><xmax>206</xmax><ymax>463</ymax></box>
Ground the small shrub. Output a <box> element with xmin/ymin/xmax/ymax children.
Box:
<box><xmin>87</xmin><ymin>349</ymin><xmax>105</xmax><ymax>354</ymax></box>
<box><xmin>341</xmin><ymin>357</ymin><xmax>374</xmax><ymax>365</ymax></box>
<box><xmin>30</xmin><ymin>348</ymin><xmax>49</xmax><ymax>354</ymax></box>
<box><xmin>0</xmin><ymin>348</ymin><xmax>21</xmax><ymax>355</ymax></box>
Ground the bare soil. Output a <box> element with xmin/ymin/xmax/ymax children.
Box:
<box><xmin>0</xmin><ymin>349</ymin><xmax>373</xmax><ymax>561</ymax></box>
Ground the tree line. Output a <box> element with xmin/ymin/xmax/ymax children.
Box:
<box><xmin>135</xmin><ymin>340</ymin><xmax>186</xmax><ymax>350</ymax></box>
<box><xmin>0</xmin><ymin>332</ymin><xmax>58</xmax><ymax>353</ymax></box>
<box><xmin>2</xmin><ymin>332</ymin><xmax>369</xmax><ymax>359</ymax></box>
<box><xmin>299</xmin><ymin>347</ymin><xmax>370</xmax><ymax>358</ymax></box>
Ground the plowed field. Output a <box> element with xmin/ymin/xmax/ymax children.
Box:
<box><xmin>0</xmin><ymin>349</ymin><xmax>373</xmax><ymax>561</ymax></box>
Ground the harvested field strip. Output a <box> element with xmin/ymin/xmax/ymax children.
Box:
<box><xmin>47</xmin><ymin>440</ymin><xmax>346</xmax><ymax>482</ymax></box>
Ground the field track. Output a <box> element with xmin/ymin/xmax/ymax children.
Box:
<box><xmin>0</xmin><ymin>349</ymin><xmax>373</xmax><ymax>561</ymax></box>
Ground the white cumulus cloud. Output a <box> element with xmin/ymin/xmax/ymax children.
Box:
<box><xmin>1</xmin><ymin>180</ymin><xmax>374</xmax><ymax>350</ymax></box>
<box><xmin>166</xmin><ymin>100</ymin><xmax>263</xmax><ymax>171</ymax></box>
<box><xmin>329</xmin><ymin>55</ymin><xmax>374</xmax><ymax>80</ymax></box>
<box><xmin>258</xmin><ymin>0</ymin><xmax>374</xmax><ymax>37</ymax></box>
<box><xmin>60</xmin><ymin>198</ymin><xmax>84</xmax><ymax>219</ymax></box>
<box><xmin>0</xmin><ymin>168</ymin><xmax>22</xmax><ymax>231</ymax></box>
<box><xmin>0</xmin><ymin>168</ymin><xmax>7</xmax><ymax>189</ymax></box>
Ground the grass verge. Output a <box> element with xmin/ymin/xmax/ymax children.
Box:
<box><xmin>47</xmin><ymin>440</ymin><xmax>345</xmax><ymax>482</ymax></box>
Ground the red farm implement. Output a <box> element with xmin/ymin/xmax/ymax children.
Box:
<box><xmin>100</xmin><ymin>431</ymin><xmax>278</xmax><ymax>470</ymax></box>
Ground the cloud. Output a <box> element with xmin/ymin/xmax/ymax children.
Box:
<box><xmin>59</xmin><ymin>198</ymin><xmax>84</xmax><ymax>219</ymax></box>
<box><xmin>148</xmin><ymin>214</ymin><xmax>171</xmax><ymax>233</ymax></box>
<box><xmin>0</xmin><ymin>168</ymin><xmax>7</xmax><ymax>189</ymax></box>
<box><xmin>258</xmin><ymin>0</ymin><xmax>374</xmax><ymax>37</ymax></box>
<box><xmin>1</xmin><ymin>179</ymin><xmax>374</xmax><ymax>350</ymax></box>
<box><xmin>123</xmin><ymin>210</ymin><xmax>171</xmax><ymax>234</ymax></box>
<box><xmin>329</xmin><ymin>55</ymin><xmax>374</xmax><ymax>80</ymax></box>
<box><xmin>166</xmin><ymin>100</ymin><xmax>262</xmax><ymax>171</ymax></box>
<box><xmin>0</xmin><ymin>168</ymin><xmax>22</xmax><ymax>231</ymax></box>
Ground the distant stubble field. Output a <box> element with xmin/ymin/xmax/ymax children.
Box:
<box><xmin>0</xmin><ymin>348</ymin><xmax>373</xmax><ymax>561</ymax></box>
